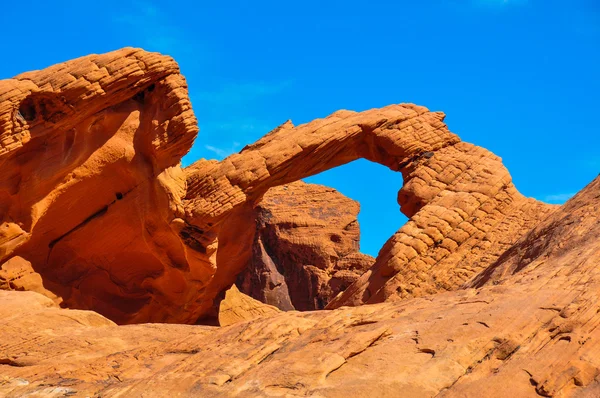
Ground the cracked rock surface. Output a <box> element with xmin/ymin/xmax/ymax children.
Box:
<box><xmin>0</xmin><ymin>48</ymin><xmax>202</xmax><ymax>324</ymax></box>
<box><xmin>1</xmin><ymin>175</ymin><xmax>600</xmax><ymax>397</ymax></box>
<box><xmin>236</xmin><ymin>181</ymin><xmax>375</xmax><ymax>311</ymax></box>
<box><xmin>1</xmin><ymin>48</ymin><xmax>600</xmax><ymax>397</ymax></box>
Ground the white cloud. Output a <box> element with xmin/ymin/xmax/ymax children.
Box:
<box><xmin>542</xmin><ymin>192</ymin><xmax>577</xmax><ymax>204</ymax></box>
<box><xmin>185</xmin><ymin>82</ymin><xmax>292</xmax><ymax>163</ymax></box>
<box><xmin>208</xmin><ymin>121</ymin><xmax>272</xmax><ymax>134</ymax></box>
<box><xmin>181</xmin><ymin>119</ymin><xmax>279</xmax><ymax>165</ymax></box>
<box><xmin>203</xmin><ymin>145</ymin><xmax>228</xmax><ymax>158</ymax></box>
<box><xmin>203</xmin><ymin>142</ymin><xmax>243</xmax><ymax>160</ymax></box>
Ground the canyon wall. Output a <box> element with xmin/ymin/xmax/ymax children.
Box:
<box><xmin>236</xmin><ymin>181</ymin><xmax>375</xmax><ymax>311</ymax></box>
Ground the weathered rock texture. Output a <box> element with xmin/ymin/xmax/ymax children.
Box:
<box><xmin>218</xmin><ymin>284</ymin><xmax>280</xmax><ymax>327</ymax></box>
<box><xmin>1</xmin><ymin>175</ymin><xmax>600</xmax><ymax>397</ymax></box>
<box><xmin>0</xmin><ymin>48</ymin><xmax>211</xmax><ymax>324</ymax></box>
<box><xmin>0</xmin><ymin>48</ymin><xmax>555</xmax><ymax>325</ymax></box>
<box><xmin>0</xmin><ymin>256</ymin><xmax>59</xmax><ymax>302</ymax></box>
<box><xmin>2</xmin><ymin>48</ymin><xmax>600</xmax><ymax>397</ymax></box>
<box><xmin>183</xmin><ymin>107</ymin><xmax>556</xmax><ymax>316</ymax></box>
<box><xmin>236</xmin><ymin>181</ymin><xmax>375</xmax><ymax>311</ymax></box>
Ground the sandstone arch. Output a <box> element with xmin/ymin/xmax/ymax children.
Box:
<box><xmin>182</xmin><ymin>105</ymin><xmax>556</xmax><ymax>317</ymax></box>
<box><xmin>0</xmin><ymin>48</ymin><xmax>556</xmax><ymax>324</ymax></box>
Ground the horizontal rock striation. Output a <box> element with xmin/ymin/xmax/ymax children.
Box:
<box><xmin>183</xmin><ymin>105</ymin><xmax>556</xmax><ymax>315</ymax></box>
<box><xmin>1</xmin><ymin>48</ymin><xmax>599</xmax><ymax>397</ymax></box>
<box><xmin>0</xmin><ymin>48</ymin><xmax>203</xmax><ymax>323</ymax></box>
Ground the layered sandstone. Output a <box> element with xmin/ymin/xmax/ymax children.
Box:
<box><xmin>0</xmin><ymin>256</ymin><xmax>59</xmax><ymax>302</ymax></box>
<box><xmin>327</xmin><ymin>143</ymin><xmax>558</xmax><ymax>308</ymax></box>
<box><xmin>1</xmin><ymin>48</ymin><xmax>599</xmax><ymax>397</ymax></box>
<box><xmin>1</xmin><ymin>175</ymin><xmax>599</xmax><ymax>397</ymax></box>
<box><xmin>236</xmin><ymin>181</ymin><xmax>375</xmax><ymax>311</ymax></box>
<box><xmin>0</xmin><ymin>48</ymin><xmax>207</xmax><ymax>324</ymax></box>
<box><xmin>0</xmin><ymin>48</ymin><xmax>555</xmax><ymax>325</ymax></box>
<box><xmin>183</xmin><ymin>108</ymin><xmax>556</xmax><ymax>315</ymax></box>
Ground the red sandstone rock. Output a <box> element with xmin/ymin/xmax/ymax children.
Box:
<box><xmin>0</xmin><ymin>256</ymin><xmax>59</xmax><ymax>302</ymax></box>
<box><xmin>183</xmin><ymin>109</ymin><xmax>555</xmax><ymax>316</ymax></box>
<box><xmin>1</xmin><ymin>176</ymin><xmax>599</xmax><ymax>397</ymax></box>
<box><xmin>1</xmin><ymin>49</ymin><xmax>600</xmax><ymax>397</ymax></box>
<box><xmin>217</xmin><ymin>284</ymin><xmax>280</xmax><ymax>327</ymax></box>
<box><xmin>236</xmin><ymin>181</ymin><xmax>375</xmax><ymax>311</ymax></box>
<box><xmin>0</xmin><ymin>48</ymin><xmax>558</xmax><ymax>325</ymax></box>
<box><xmin>327</xmin><ymin>142</ymin><xmax>558</xmax><ymax>309</ymax></box>
<box><xmin>0</xmin><ymin>48</ymin><xmax>204</xmax><ymax>324</ymax></box>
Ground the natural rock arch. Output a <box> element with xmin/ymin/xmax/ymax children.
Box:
<box><xmin>182</xmin><ymin>105</ymin><xmax>556</xmax><ymax>318</ymax></box>
<box><xmin>0</xmin><ymin>48</ymin><xmax>556</xmax><ymax>324</ymax></box>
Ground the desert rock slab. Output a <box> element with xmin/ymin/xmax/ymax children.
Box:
<box><xmin>1</xmin><ymin>173</ymin><xmax>599</xmax><ymax>396</ymax></box>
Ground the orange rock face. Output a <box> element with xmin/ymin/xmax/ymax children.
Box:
<box><xmin>218</xmin><ymin>284</ymin><xmax>280</xmax><ymax>327</ymax></box>
<box><xmin>0</xmin><ymin>48</ymin><xmax>208</xmax><ymax>324</ymax></box>
<box><xmin>182</xmin><ymin>110</ymin><xmax>556</xmax><ymax>317</ymax></box>
<box><xmin>0</xmin><ymin>256</ymin><xmax>59</xmax><ymax>302</ymax></box>
<box><xmin>0</xmin><ymin>48</ymin><xmax>558</xmax><ymax>324</ymax></box>
<box><xmin>0</xmin><ymin>48</ymin><xmax>557</xmax><ymax>326</ymax></box>
<box><xmin>2</xmin><ymin>48</ymin><xmax>600</xmax><ymax>397</ymax></box>
<box><xmin>1</xmin><ymin>176</ymin><xmax>600</xmax><ymax>397</ymax></box>
<box><xmin>236</xmin><ymin>181</ymin><xmax>374</xmax><ymax>311</ymax></box>
<box><xmin>327</xmin><ymin>142</ymin><xmax>558</xmax><ymax>308</ymax></box>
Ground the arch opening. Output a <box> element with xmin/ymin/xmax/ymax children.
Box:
<box><xmin>188</xmin><ymin>105</ymin><xmax>461</xmax><ymax>323</ymax></box>
<box><xmin>303</xmin><ymin>158</ymin><xmax>407</xmax><ymax>257</ymax></box>
<box><xmin>233</xmin><ymin>159</ymin><xmax>407</xmax><ymax>312</ymax></box>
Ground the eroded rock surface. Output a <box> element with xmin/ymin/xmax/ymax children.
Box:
<box><xmin>1</xmin><ymin>48</ymin><xmax>599</xmax><ymax>397</ymax></box>
<box><xmin>0</xmin><ymin>256</ymin><xmax>59</xmax><ymax>302</ymax></box>
<box><xmin>184</xmin><ymin>109</ymin><xmax>556</xmax><ymax>315</ymax></box>
<box><xmin>0</xmin><ymin>48</ymin><xmax>210</xmax><ymax>324</ymax></box>
<box><xmin>218</xmin><ymin>284</ymin><xmax>280</xmax><ymax>327</ymax></box>
<box><xmin>1</xmin><ymin>176</ymin><xmax>599</xmax><ymax>397</ymax></box>
<box><xmin>0</xmin><ymin>48</ymin><xmax>555</xmax><ymax>325</ymax></box>
<box><xmin>236</xmin><ymin>181</ymin><xmax>375</xmax><ymax>311</ymax></box>
<box><xmin>327</xmin><ymin>143</ymin><xmax>558</xmax><ymax>308</ymax></box>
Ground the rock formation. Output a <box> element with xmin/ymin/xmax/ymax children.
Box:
<box><xmin>0</xmin><ymin>48</ymin><xmax>205</xmax><ymax>324</ymax></box>
<box><xmin>183</xmin><ymin>100</ymin><xmax>556</xmax><ymax>317</ymax></box>
<box><xmin>0</xmin><ymin>48</ymin><xmax>559</xmax><ymax>324</ymax></box>
<box><xmin>236</xmin><ymin>181</ymin><xmax>375</xmax><ymax>311</ymax></box>
<box><xmin>2</xmin><ymin>48</ymin><xmax>600</xmax><ymax>397</ymax></box>
<box><xmin>218</xmin><ymin>284</ymin><xmax>280</xmax><ymax>327</ymax></box>
<box><xmin>0</xmin><ymin>256</ymin><xmax>59</xmax><ymax>302</ymax></box>
<box><xmin>1</xmin><ymin>175</ymin><xmax>600</xmax><ymax>397</ymax></box>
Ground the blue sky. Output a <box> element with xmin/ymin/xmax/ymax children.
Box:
<box><xmin>3</xmin><ymin>0</ymin><xmax>598</xmax><ymax>256</ymax></box>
